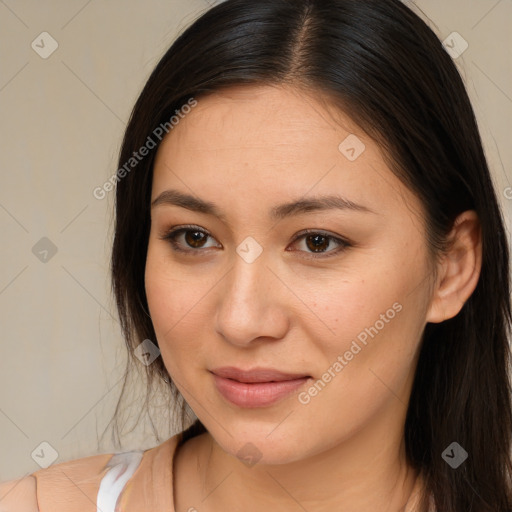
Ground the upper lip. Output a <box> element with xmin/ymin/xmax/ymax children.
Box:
<box><xmin>210</xmin><ymin>366</ymin><xmax>310</xmax><ymax>383</ymax></box>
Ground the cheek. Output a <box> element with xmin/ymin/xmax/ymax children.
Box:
<box><xmin>144</xmin><ymin>243</ymin><xmax>214</xmax><ymax>370</ymax></box>
<box><xmin>299</xmin><ymin>258</ymin><xmax>422</xmax><ymax>356</ymax></box>
<box><xmin>293</xmin><ymin>285</ymin><xmax>425</xmax><ymax>443</ymax></box>
<box><xmin>146</xmin><ymin>239</ymin><xmax>200</xmax><ymax>324</ymax></box>
<box><xmin>298</xmin><ymin>243</ymin><xmax>429</xmax><ymax>392</ymax></box>
<box><xmin>145</xmin><ymin>242</ymin><xmax>197</xmax><ymax>360</ymax></box>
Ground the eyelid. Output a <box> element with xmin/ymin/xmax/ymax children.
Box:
<box><xmin>288</xmin><ymin>229</ymin><xmax>351</xmax><ymax>259</ymax></box>
<box><xmin>159</xmin><ymin>224</ymin><xmax>352</xmax><ymax>258</ymax></box>
<box><xmin>159</xmin><ymin>225</ymin><xmax>220</xmax><ymax>256</ymax></box>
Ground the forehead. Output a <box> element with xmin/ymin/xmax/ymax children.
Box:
<box><xmin>151</xmin><ymin>84</ymin><xmax>422</xmax><ymax>223</ymax></box>
<box><xmin>170</xmin><ymin>84</ymin><xmax>360</xmax><ymax>150</ymax></box>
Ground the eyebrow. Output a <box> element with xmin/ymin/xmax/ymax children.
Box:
<box><xmin>151</xmin><ymin>189</ymin><xmax>376</xmax><ymax>221</ymax></box>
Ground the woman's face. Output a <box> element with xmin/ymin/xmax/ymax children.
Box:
<box><xmin>145</xmin><ymin>84</ymin><xmax>436</xmax><ymax>464</ymax></box>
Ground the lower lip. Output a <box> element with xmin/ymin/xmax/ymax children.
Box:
<box><xmin>212</xmin><ymin>374</ymin><xmax>311</xmax><ymax>408</ymax></box>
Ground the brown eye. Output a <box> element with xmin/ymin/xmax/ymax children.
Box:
<box><xmin>160</xmin><ymin>226</ymin><xmax>221</xmax><ymax>254</ymax></box>
<box><xmin>304</xmin><ymin>234</ymin><xmax>331</xmax><ymax>252</ymax></box>
<box><xmin>183</xmin><ymin>230</ymin><xmax>208</xmax><ymax>248</ymax></box>
<box><xmin>289</xmin><ymin>230</ymin><xmax>351</xmax><ymax>259</ymax></box>
<box><xmin>160</xmin><ymin>226</ymin><xmax>351</xmax><ymax>259</ymax></box>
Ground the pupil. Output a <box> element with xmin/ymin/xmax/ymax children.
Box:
<box><xmin>186</xmin><ymin>231</ymin><xmax>205</xmax><ymax>248</ymax></box>
<box><xmin>307</xmin><ymin>235</ymin><xmax>328</xmax><ymax>252</ymax></box>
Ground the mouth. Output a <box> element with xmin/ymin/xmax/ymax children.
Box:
<box><xmin>210</xmin><ymin>366</ymin><xmax>311</xmax><ymax>383</ymax></box>
<box><xmin>210</xmin><ymin>367</ymin><xmax>312</xmax><ymax>407</ymax></box>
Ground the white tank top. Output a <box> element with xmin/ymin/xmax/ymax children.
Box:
<box><xmin>96</xmin><ymin>450</ymin><xmax>144</xmax><ymax>512</ymax></box>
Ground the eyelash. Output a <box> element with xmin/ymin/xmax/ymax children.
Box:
<box><xmin>159</xmin><ymin>225</ymin><xmax>352</xmax><ymax>259</ymax></box>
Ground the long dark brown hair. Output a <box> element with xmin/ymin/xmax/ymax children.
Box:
<box><xmin>105</xmin><ymin>0</ymin><xmax>512</xmax><ymax>510</ymax></box>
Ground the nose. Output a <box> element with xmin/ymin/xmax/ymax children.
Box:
<box><xmin>214</xmin><ymin>251</ymin><xmax>290</xmax><ymax>348</ymax></box>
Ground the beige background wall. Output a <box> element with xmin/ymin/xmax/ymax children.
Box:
<box><xmin>0</xmin><ymin>0</ymin><xmax>511</xmax><ymax>481</ymax></box>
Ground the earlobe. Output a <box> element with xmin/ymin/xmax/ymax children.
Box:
<box><xmin>426</xmin><ymin>211</ymin><xmax>482</xmax><ymax>324</ymax></box>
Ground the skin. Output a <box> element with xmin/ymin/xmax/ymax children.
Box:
<box><xmin>145</xmin><ymin>84</ymin><xmax>482</xmax><ymax>512</ymax></box>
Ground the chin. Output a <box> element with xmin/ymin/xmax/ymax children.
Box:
<box><xmin>207</xmin><ymin>419</ymin><xmax>316</xmax><ymax>466</ymax></box>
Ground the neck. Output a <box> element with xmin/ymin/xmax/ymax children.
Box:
<box><xmin>194</xmin><ymin>411</ymin><xmax>419</xmax><ymax>512</ymax></box>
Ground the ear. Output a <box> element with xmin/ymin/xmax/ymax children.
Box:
<box><xmin>426</xmin><ymin>210</ymin><xmax>482</xmax><ymax>324</ymax></box>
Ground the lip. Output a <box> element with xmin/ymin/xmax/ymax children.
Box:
<box><xmin>210</xmin><ymin>367</ymin><xmax>312</xmax><ymax>408</ymax></box>
<box><xmin>210</xmin><ymin>366</ymin><xmax>310</xmax><ymax>383</ymax></box>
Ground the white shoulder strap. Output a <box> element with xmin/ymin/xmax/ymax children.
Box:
<box><xmin>97</xmin><ymin>450</ymin><xmax>144</xmax><ymax>512</ymax></box>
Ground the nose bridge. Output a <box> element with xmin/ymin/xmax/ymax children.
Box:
<box><xmin>214</xmin><ymin>244</ymin><xmax>288</xmax><ymax>346</ymax></box>
<box><xmin>223</xmin><ymin>245</ymin><xmax>271</xmax><ymax>318</ymax></box>
<box><xmin>227</xmin><ymin>232</ymin><xmax>271</xmax><ymax>300</ymax></box>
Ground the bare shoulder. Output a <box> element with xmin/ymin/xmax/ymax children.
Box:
<box><xmin>0</xmin><ymin>475</ymin><xmax>39</xmax><ymax>511</ymax></box>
